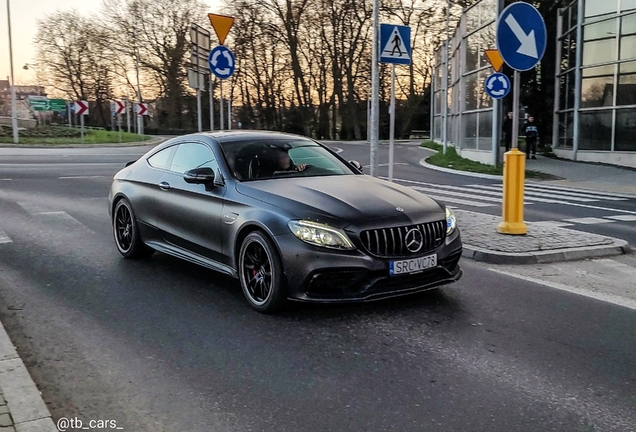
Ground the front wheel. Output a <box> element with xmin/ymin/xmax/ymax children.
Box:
<box><xmin>112</xmin><ymin>199</ymin><xmax>154</xmax><ymax>259</ymax></box>
<box><xmin>238</xmin><ymin>231</ymin><xmax>287</xmax><ymax>313</ymax></box>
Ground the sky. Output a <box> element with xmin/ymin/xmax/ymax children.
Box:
<box><xmin>0</xmin><ymin>0</ymin><xmax>223</xmax><ymax>84</ymax></box>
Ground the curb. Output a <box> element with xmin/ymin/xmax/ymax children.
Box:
<box><xmin>0</xmin><ymin>320</ymin><xmax>57</xmax><ymax>431</ymax></box>
<box><xmin>418</xmin><ymin>153</ymin><xmax>505</xmax><ymax>180</ymax></box>
<box><xmin>0</xmin><ymin>137</ymin><xmax>164</xmax><ymax>149</ymax></box>
<box><xmin>461</xmin><ymin>238</ymin><xmax>631</xmax><ymax>265</ymax></box>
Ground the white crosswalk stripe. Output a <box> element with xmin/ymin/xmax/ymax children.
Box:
<box><xmin>0</xmin><ymin>229</ymin><xmax>12</xmax><ymax>244</ymax></box>
<box><xmin>381</xmin><ymin>177</ymin><xmax>636</xmax><ymax>226</ymax></box>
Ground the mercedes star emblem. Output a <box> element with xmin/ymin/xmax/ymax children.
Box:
<box><xmin>404</xmin><ymin>228</ymin><xmax>424</xmax><ymax>253</ymax></box>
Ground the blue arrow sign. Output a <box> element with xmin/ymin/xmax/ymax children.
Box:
<box><xmin>484</xmin><ymin>72</ymin><xmax>511</xmax><ymax>99</ymax></box>
<box><xmin>380</xmin><ymin>24</ymin><xmax>411</xmax><ymax>65</ymax></box>
<box><xmin>496</xmin><ymin>2</ymin><xmax>547</xmax><ymax>71</ymax></box>
<box><xmin>208</xmin><ymin>45</ymin><xmax>235</xmax><ymax>80</ymax></box>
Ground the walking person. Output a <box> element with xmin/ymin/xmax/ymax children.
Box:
<box><xmin>523</xmin><ymin>115</ymin><xmax>539</xmax><ymax>159</ymax></box>
<box><xmin>502</xmin><ymin>111</ymin><xmax>513</xmax><ymax>152</ymax></box>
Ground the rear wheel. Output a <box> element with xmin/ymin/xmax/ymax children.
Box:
<box><xmin>238</xmin><ymin>231</ymin><xmax>287</xmax><ymax>313</ymax></box>
<box><xmin>113</xmin><ymin>199</ymin><xmax>154</xmax><ymax>259</ymax></box>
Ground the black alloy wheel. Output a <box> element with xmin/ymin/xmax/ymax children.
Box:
<box><xmin>113</xmin><ymin>199</ymin><xmax>154</xmax><ymax>259</ymax></box>
<box><xmin>238</xmin><ymin>231</ymin><xmax>287</xmax><ymax>313</ymax></box>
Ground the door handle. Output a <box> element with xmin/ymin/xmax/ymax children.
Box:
<box><xmin>159</xmin><ymin>181</ymin><xmax>171</xmax><ymax>190</ymax></box>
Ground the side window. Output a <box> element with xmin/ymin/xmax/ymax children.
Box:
<box><xmin>147</xmin><ymin>146</ymin><xmax>176</xmax><ymax>170</ymax></box>
<box><xmin>169</xmin><ymin>143</ymin><xmax>218</xmax><ymax>174</ymax></box>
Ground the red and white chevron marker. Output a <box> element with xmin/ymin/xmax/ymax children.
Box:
<box><xmin>74</xmin><ymin>100</ymin><xmax>89</xmax><ymax>116</ymax></box>
<box><xmin>114</xmin><ymin>100</ymin><xmax>125</xmax><ymax>115</ymax></box>
<box><xmin>135</xmin><ymin>103</ymin><xmax>148</xmax><ymax>116</ymax></box>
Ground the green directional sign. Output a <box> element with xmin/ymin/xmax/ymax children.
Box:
<box><xmin>28</xmin><ymin>98</ymin><xmax>68</xmax><ymax>111</ymax></box>
<box><xmin>47</xmin><ymin>99</ymin><xmax>67</xmax><ymax>111</ymax></box>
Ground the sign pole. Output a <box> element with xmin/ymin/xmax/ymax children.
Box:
<box><xmin>80</xmin><ymin>114</ymin><xmax>85</xmax><ymax>144</ymax></box>
<box><xmin>210</xmin><ymin>76</ymin><xmax>214</xmax><ymax>131</ymax></box>
<box><xmin>219</xmin><ymin>80</ymin><xmax>224</xmax><ymax>131</ymax></box>
<box><xmin>388</xmin><ymin>64</ymin><xmax>396</xmax><ymax>182</ymax></box>
<box><xmin>197</xmin><ymin>86</ymin><xmax>202</xmax><ymax>132</ymax></box>
<box><xmin>118</xmin><ymin>113</ymin><xmax>122</xmax><ymax>143</ymax></box>
<box><xmin>228</xmin><ymin>95</ymin><xmax>231</xmax><ymax>130</ymax></box>
<box><xmin>67</xmin><ymin>101</ymin><xmax>72</xmax><ymax>127</ymax></box>
<box><xmin>370</xmin><ymin>0</ymin><xmax>380</xmax><ymax>177</ymax></box>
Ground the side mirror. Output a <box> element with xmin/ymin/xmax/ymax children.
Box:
<box><xmin>184</xmin><ymin>167</ymin><xmax>215</xmax><ymax>187</ymax></box>
<box><xmin>349</xmin><ymin>160</ymin><xmax>364</xmax><ymax>173</ymax></box>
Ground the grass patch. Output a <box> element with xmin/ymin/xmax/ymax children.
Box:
<box><xmin>425</xmin><ymin>145</ymin><xmax>561</xmax><ymax>180</ymax></box>
<box><xmin>0</xmin><ymin>126</ymin><xmax>152</xmax><ymax>144</ymax></box>
<box><xmin>420</xmin><ymin>141</ymin><xmax>443</xmax><ymax>152</ymax></box>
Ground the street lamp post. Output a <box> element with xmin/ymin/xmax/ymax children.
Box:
<box><xmin>6</xmin><ymin>0</ymin><xmax>19</xmax><ymax>143</ymax></box>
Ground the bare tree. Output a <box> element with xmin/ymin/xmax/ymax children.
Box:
<box><xmin>102</xmin><ymin>0</ymin><xmax>207</xmax><ymax>129</ymax></box>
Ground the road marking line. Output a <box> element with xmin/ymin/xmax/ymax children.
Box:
<box><xmin>605</xmin><ymin>215</ymin><xmax>636</xmax><ymax>221</ymax></box>
<box><xmin>0</xmin><ymin>179</ymin><xmax>11</xmax><ymax>181</ymax></box>
<box><xmin>524</xmin><ymin>182</ymin><xmax>636</xmax><ymax>199</ymax></box>
<box><xmin>420</xmin><ymin>194</ymin><xmax>495</xmax><ymax>207</ymax></box>
<box><xmin>331</xmin><ymin>147</ymin><xmax>344</xmax><ymax>154</ymax></box>
<box><xmin>465</xmin><ymin>183</ymin><xmax>613</xmax><ymax>202</ymax></box>
<box><xmin>476</xmin><ymin>183</ymin><xmax>630</xmax><ymax>201</ymax></box>
<box><xmin>593</xmin><ymin>259</ymin><xmax>636</xmax><ymax>277</ymax></box>
<box><xmin>58</xmin><ymin>175</ymin><xmax>106</xmax><ymax>179</ymax></box>
<box><xmin>363</xmin><ymin>163</ymin><xmax>409</xmax><ymax>167</ymax></box>
<box><xmin>411</xmin><ymin>186</ymin><xmax>513</xmax><ymax>204</ymax></box>
<box><xmin>563</xmin><ymin>217</ymin><xmax>614</xmax><ymax>225</ymax></box>
<box><xmin>531</xmin><ymin>220</ymin><xmax>575</xmax><ymax>228</ymax></box>
<box><xmin>489</xmin><ymin>268</ymin><xmax>636</xmax><ymax>312</ymax></box>
<box><xmin>0</xmin><ymin>229</ymin><xmax>12</xmax><ymax>244</ymax></box>
<box><xmin>386</xmin><ymin>177</ymin><xmax>636</xmax><ymax>214</ymax></box>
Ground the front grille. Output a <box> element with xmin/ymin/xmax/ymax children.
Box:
<box><xmin>360</xmin><ymin>220</ymin><xmax>446</xmax><ymax>258</ymax></box>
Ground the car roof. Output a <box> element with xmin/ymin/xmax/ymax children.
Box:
<box><xmin>178</xmin><ymin>130</ymin><xmax>316</xmax><ymax>144</ymax></box>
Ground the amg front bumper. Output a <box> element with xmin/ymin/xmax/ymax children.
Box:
<box><xmin>275</xmin><ymin>230</ymin><xmax>463</xmax><ymax>303</ymax></box>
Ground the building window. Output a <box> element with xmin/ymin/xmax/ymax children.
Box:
<box><xmin>478</xmin><ymin>111</ymin><xmax>493</xmax><ymax>151</ymax></box>
<box><xmin>621</xmin><ymin>0</ymin><xmax>636</xmax><ymax>12</ymax></box>
<box><xmin>581</xmin><ymin>69</ymin><xmax>615</xmax><ymax>107</ymax></box>
<box><xmin>617</xmin><ymin>61</ymin><xmax>636</xmax><ymax>105</ymax></box>
<box><xmin>615</xmin><ymin>108</ymin><xmax>636</xmax><ymax>150</ymax></box>
<box><xmin>585</xmin><ymin>0</ymin><xmax>618</xmax><ymax>20</ymax></box>
<box><xmin>579</xmin><ymin>111</ymin><xmax>613</xmax><ymax>150</ymax></box>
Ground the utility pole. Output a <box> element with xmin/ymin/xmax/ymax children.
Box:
<box><xmin>133</xmin><ymin>3</ymin><xmax>143</xmax><ymax>135</ymax></box>
<box><xmin>370</xmin><ymin>0</ymin><xmax>380</xmax><ymax>176</ymax></box>
<box><xmin>6</xmin><ymin>0</ymin><xmax>18</xmax><ymax>143</ymax></box>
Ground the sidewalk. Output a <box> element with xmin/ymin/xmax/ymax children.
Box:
<box><xmin>526</xmin><ymin>155</ymin><xmax>636</xmax><ymax>195</ymax></box>
<box><xmin>456</xmin><ymin>209</ymin><xmax>631</xmax><ymax>264</ymax></box>
<box><xmin>0</xmin><ymin>322</ymin><xmax>57</xmax><ymax>431</ymax></box>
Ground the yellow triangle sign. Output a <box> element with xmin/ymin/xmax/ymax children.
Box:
<box><xmin>485</xmin><ymin>49</ymin><xmax>504</xmax><ymax>72</ymax></box>
<box><xmin>208</xmin><ymin>13</ymin><xmax>234</xmax><ymax>45</ymax></box>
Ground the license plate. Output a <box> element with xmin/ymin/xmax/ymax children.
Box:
<box><xmin>389</xmin><ymin>254</ymin><xmax>437</xmax><ymax>276</ymax></box>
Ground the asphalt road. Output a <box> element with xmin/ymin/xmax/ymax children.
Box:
<box><xmin>0</xmin><ymin>144</ymin><xmax>635</xmax><ymax>432</ymax></box>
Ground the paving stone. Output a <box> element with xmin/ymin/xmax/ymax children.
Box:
<box><xmin>0</xmin><ymin>413</ymin><xmax>13</xmax><ymax>428</ymax></box>
<box><xmin>456</xmin><ymin>209</ymin><xmax>615</xmax><ymax>254</ymax></box>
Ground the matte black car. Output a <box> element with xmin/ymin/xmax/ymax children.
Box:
<box><xmin>108</xmin><ymin>131</ymin><xmax>463</xmax><ymax>313</ymax></box>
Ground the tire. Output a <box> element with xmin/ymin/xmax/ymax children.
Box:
<box><xmin>238</xmin><ymin>231</ymin><xmax>287</xmax><ymax>313</ymax></box>
<box><xmin>112</xmin><ymin>199</ymin><xmax>154</xmax><ymax>259</ymax></box>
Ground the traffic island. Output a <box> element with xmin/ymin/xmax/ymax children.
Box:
<box><xmin>456</xmin><ymin>209</ymin><xmax>631</xmax><ymax>264</ymax></box>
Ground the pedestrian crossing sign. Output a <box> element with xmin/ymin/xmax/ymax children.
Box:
<box><xmin>380</xmin><ymin>24</ymin><xmax>411</xmax><ymax>65</ymax></box>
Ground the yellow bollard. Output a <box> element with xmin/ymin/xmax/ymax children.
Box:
<box><xmin>498</xmin><ymin>148</ymin><xmax>527</xmax><ymax>235</ymax></box>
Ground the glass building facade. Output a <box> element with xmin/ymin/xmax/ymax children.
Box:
<box><xmin>431</xmin><ymin>0</ymin><xmax>501</xmax><ymax>164</ymax></box>
<box><xmin>554</xmin><ymin>0</ymin><xmax>636</xmax><ymax>164</ymax></box>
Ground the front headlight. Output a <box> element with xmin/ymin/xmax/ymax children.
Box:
<box><xmin>287</xmin><ymin>220</ymin><xmax>356</xmax><ymax>250</ymax></box>
<box><xmin>446</xmin><ymin>207</ymin><xmax>457</xmax><ymax>235</ymax></box>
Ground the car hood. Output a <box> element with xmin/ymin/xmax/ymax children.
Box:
<box><xmin>235</xmin><ymin>175</ymin><xmax>445</xmax><ymax>228</ymax></box>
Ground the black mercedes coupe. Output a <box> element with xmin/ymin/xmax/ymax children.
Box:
<box><xmin>108</xmin><ymin>131</ymin><xmax>463</xmax><ymax>313</ymax></box>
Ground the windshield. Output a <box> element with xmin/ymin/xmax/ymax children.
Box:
<box><xmin>219</xmin><ymin>138</ymin><xmax>355</xmax><ymax>181</ymax></box>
